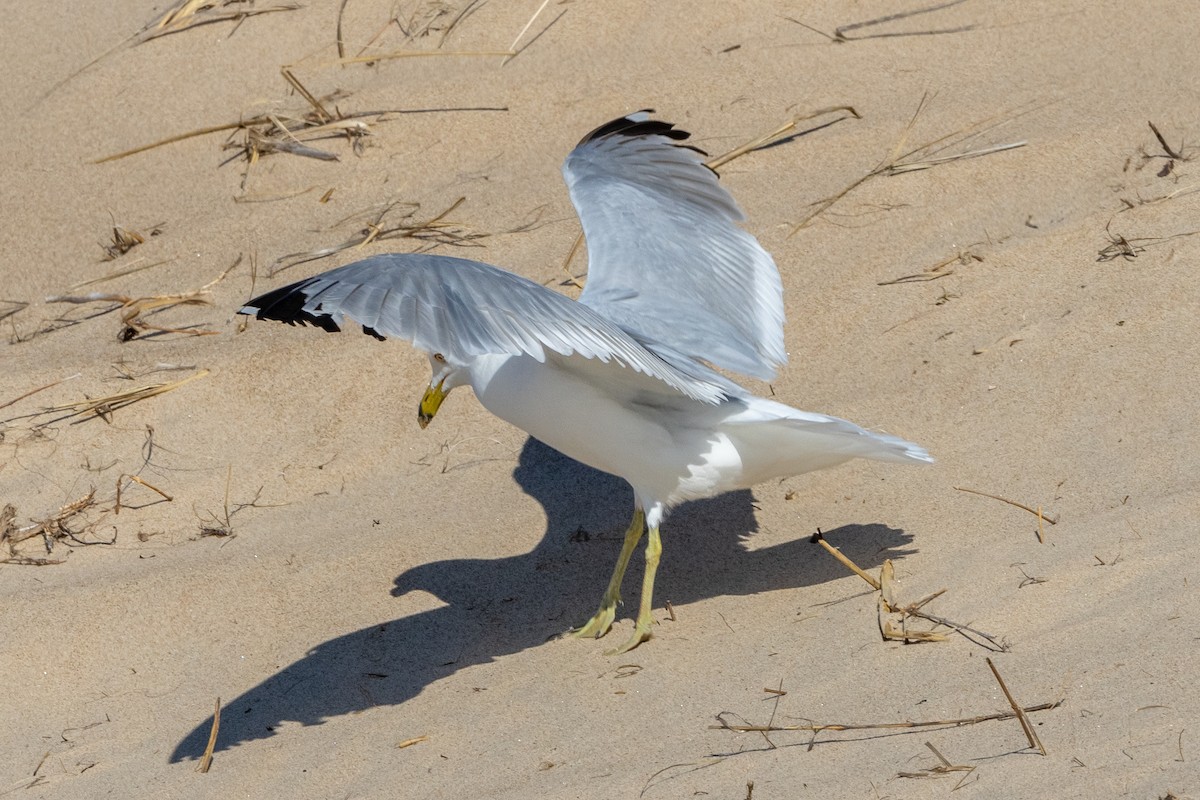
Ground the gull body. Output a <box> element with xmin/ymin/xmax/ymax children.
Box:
<box><xmin>241</xmin><ymin>112</ymin><xmax>931</xmax><ymax>653</ymax></box>
<box><xmin>465</xmin><ymin>351</ymin><xmax>923</xmax><ymax>513</ymax></box>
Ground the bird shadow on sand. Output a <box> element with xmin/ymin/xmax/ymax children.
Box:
<box><xmin>170</xmin><ymin>437</ymin><xmax>914</xmax><ymax>762</ymax></box>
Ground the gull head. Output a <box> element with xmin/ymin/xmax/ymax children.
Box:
<box><xmin>418</xmin><ymin>351</ymin><xmax>468</xmax><ymax>429</ymax></box>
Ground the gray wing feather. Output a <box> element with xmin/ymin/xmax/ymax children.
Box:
<box><xmin>239</xmin><ymin>253</ymin><xmax>728</xmax><ymax>403</ymax></box>
<box><xmin>564</xmin><ymin>112</ymin><xmax>787</xmax><ymax>381</ymax></box>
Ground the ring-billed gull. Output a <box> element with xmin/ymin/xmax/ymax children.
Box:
<box><xmin>240</xmin><ymin>111</ymin><xmax>931</xmax><ymax>654</ymax></box>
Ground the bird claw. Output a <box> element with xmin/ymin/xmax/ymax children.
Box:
<box><xmin>567</xmin><ymin>602</ymin><xmax>618</xmax><ymax>640</ymax></box>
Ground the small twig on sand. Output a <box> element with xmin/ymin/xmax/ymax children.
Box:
<box><xmin>1147</xmin><ymin>121</ymin><xmax>1185</xmax><ymax>161</ymax></box>
<box><xmin>953</xmin><ymin>486</ymin><xmax>1058</xmax><ymax>524</ymax></box>
<box><xmin>986</xmin><ymin>657</ymin><xmax>1046</xmax><ymax>755</ymax></box>
<box><xmin>196</xmin><ymin>697</ymin><xmax>221</xmax><ymax>773</ymax></box>
<box><xmin>810</xmin><ymin>529</ymin><xmax>880</xmax><ymax>589</ymax></box>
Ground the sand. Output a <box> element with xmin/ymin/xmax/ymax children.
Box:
<box><xmin>2</xmin><ymin>1</ymin><xmax>1197</xmax><ymax>797</ymax></box>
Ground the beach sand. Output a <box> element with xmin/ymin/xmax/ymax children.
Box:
<box><xmin>2</xmin><ymin>1</ymin><xmax>1197</xmax><ymax>797</ymax></box>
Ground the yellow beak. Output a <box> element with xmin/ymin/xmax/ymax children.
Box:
<box><xmin>417</xmin><ymin>379</ymin><xmax>447</xmax><ymax>429</ymax></box>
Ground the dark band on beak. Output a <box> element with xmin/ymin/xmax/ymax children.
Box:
<box><xmin>418</xmin><ymin>380</ymin><xmax>447</xmax><ymax>429</ymax></box>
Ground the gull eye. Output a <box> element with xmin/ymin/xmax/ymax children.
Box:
<box><xmin>433</xmin><ymin>353</ymin><xmax>446</xmax><ymax>362</ymax></box>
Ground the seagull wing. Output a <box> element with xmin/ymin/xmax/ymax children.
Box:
<box><xmin>564</xmin><ymin>111</ymin><xmax>786</xmax><ymax>381</ymax></box>
<box><xmin>239</xmin><ymin>253</ymin><xmax>728</xmax><ymax>403</ymax></box>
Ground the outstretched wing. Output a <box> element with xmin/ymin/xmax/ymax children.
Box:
<box><xmin>564</xmin><ymin>111</ymin><xmax>786</xmax><ymax>381</ymax></box>
<box><xmin>239</xmin><ymin>253</ymin><xmax>729</xmax><ymax>403</ymax></box>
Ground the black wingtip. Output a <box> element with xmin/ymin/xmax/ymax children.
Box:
<box><xmin>578</xmin><ymin>110</ymin><xmax>692</xmax><ymax>146</ymax></box>
<box><xmin>239</xmin><ymin>280</ymin><xmax>343</xmax><ymax>333</ymax></box>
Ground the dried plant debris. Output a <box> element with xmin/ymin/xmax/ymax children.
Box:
<box><xmin>195</xmin><ymin>467</ymin><xmax>279</xmax><ymax>538</ymax></box>
<box><xmin>102</xmin><ymin>226</ymin><xmax>144</xmax><ymax>260</ymax></box>
<box><xmin>1143</xmin><ymin>121</ymin><xmax>1193</xmax><ymax>170</ymax></box>
<box><xmin>270</xmin><ymin>197</ymin><xmax>546</xmax><ymax>275</ymax></box>
<box><xmin>41</xmin><ymin>0</ymin><xmax>300</xmax><ymax>102</ymax></box>
<box><xmin>1117</xmin><ymin>123</ymin><xmax>1200</xmax><ymax>209</ymax></box>
<box><xmin>45</xmin><ymin>258</ymin><xmax>239</xmax><ymax>341</ymax></box>
<box><xmin>331</xmin><ymin>0</ymin><xmax>565</xmax><ymax>66</ymax></box>
<box><xmin>878</xmin><ymin>248</ymin><xmax>983</xmax><ymax>285</ymax></box>
<box><xmin>136</xmin><ymin>0</ymin><xmax>300</xmax><ymax>44</ymax></box>
<box><xmin>811</xmin><ymin>530</ymin><xmax>1008</xmax><ymax>651</ymax></box>
<box><xmin>896</xmin><ymin>742</ymin><xmax>978</xmax><ymax>789</ymax></box>
<box><xmin>1</xmin><ymin>492</ymin><xmax>113</xmax><ymax>564</ymax></box>
<box><xmin>96</xmin><ymin>69</ymin><xmax>506</xmax><ymax>165</ymax></box>
<box><xmin>1096</xmin><ymin>223</ymin><xmax>1200</xmax><ymax>263</ymax></box>
<box><xmin>3</xmin><ymin>370</ymin><xmax>210</xmax><ymax>429</ymax></box>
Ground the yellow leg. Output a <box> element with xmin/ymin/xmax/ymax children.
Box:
<box><xmin>569</xmin><ymin>508</ymin><xmax>644</xmax><ymax>640</ymax></box>
<box><xmin>608</xmin><ymin>523</ymin><xmax>661</xmax><ymax>655</ymax></box>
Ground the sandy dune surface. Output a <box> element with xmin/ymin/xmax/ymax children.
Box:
<box><xmin>2</xmin><ymin>1</ymin><xmax>1197</xmax><ymax>797</ymax></box>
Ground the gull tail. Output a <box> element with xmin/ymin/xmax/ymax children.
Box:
<box><xmin>723</xmin><ymin>396</ymin><xmax>932</xmax><ymax>487</ymax></box>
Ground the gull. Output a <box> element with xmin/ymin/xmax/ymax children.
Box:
<box><xmin>239</xmin><ymin>111</ymin><xmax>932</xmax><ymax>654</ymax></box>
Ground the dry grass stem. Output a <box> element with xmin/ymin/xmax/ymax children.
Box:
<box><xmin>986</xmin><ymin>657</ymin><xmax>1046</xmax><ymax>755</ymax></box>
<box><xmin>36</xmin><ymin>370</ymin><xmax>209</xmax><ymax>426</ymax></box>
<box><xmin>0</xmin><ymin>373</ymin><xmax>82</xmax><ymax>412</ymax></box>
<box><xmin>281</xmin><ymin>68</ymin><xmax>333</xmax><ymax>122</ymax></box>
<box><xmin>329</xmin><ymin>49</ymin><xmax>515</xmax><ymax>66</ymax></box>
<box><xmin>713</xmin><ymin>699</ymin><xmax>1063</xmax><ymax>738</ymax></box>
<box><xmin>790</xmin><ymin>94</ymin><xmax>1032</xmax><ymax>235</ymax></box>
<box><xmin>503</xmin><ymin>0</ymin><xmax>552</xmax><ymax>65</ymax></box>
<box><xmin>336</xmin><ymin>0</ymin><xmax>351</xmax><ymax>58</ymax></box>
<box><xmin>810</xmin><ymin>530</ymin><xmax>880</xmax><ymax>589</ymax></box>
<box><xmin>706</xmin><ymin>106</ymin><xmax>861</xmax><ymax>170</ymax></box>
<box><xmin>196</xmin><ymin>697</ymin><xmax>221</xmax><ymax>773</ymax></box>
<box><xmin>1119</xmin><ymin>183</ymin><xmax>1200</xmax><ymax>212</ymax></box>
<box><xmin>396</xmin><ymin>735</ymin><xmax>429</xmax><ymax>749</ymax></box>
<box><xmin>878</xmin><ymin>249</ymin><xmax>981</xmax><ymax>285</ymax></box>
<box><xmin>115</xmin><ymin>474</ymin><xmax>174</xmax><ymax>514</ymax></box>
<box><xmin>953</xmin><ymin>486</ymin><xmax>1059</xmax><ymax>525</ymax></box>
<box><xmin>882</xmin><ymin>141</ymin><xmax>1026</xmax><ymax>174</ymax></box>
<box><xmin>69</xmin><ymin>259</ymin><xmax>173</xmax><ymax>291</ymax></box>
<box><xmin>502</xmin><ymin>0</ymin><xmax>567</xmax><ymax>66</ymax></box>
<box><xmin>138</xmin><ymin>1</ymin><xmax>299</xmax><ymax>44</ymax></box>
